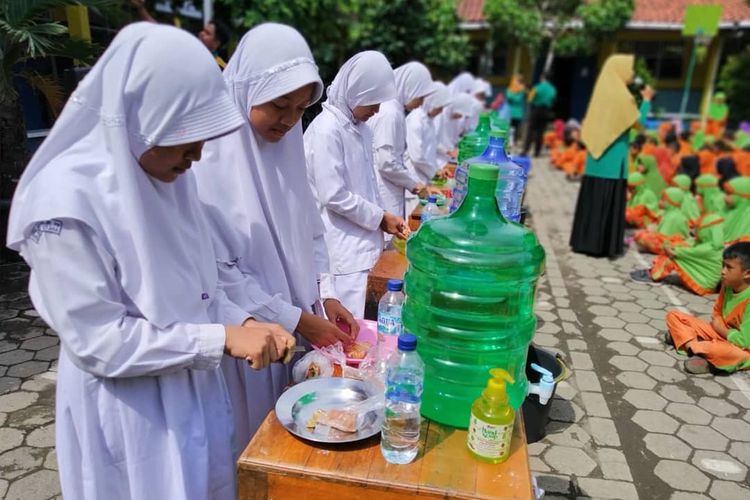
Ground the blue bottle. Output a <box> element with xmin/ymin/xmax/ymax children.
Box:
<box><xmin>450</xmin><ymin>130</ymin><xmax>524</xmax><ymax>222</ymax></box>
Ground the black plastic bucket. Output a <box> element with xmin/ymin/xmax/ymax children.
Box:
<box><xmin>523</xmin><ymin>344</ymin><xmax>567</xmax><ymax>443</ymax></box>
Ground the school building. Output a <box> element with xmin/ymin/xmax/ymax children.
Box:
<box><xmin>457</xmin><ymin>0</ymin><xmax>750</xmax><ymax>121</ymax></box>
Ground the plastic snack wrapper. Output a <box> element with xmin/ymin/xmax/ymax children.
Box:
<box><xmin>292</xmin><ymin>341</ymin><xmax>379</xmax><ymax>384</ymax></box>
<box><xmin>293</xmin><ymin>342</ymin><xmax>385</xmax><ymax>435</ymax></box>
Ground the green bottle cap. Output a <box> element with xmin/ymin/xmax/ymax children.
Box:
<box><xmin>490</xmin><ymin>129</ymin><xmax>507</xmax><ymax>139</ymax></box>
<box><xmin>468</xmin><ymin>162</ymin><xmax>500</xmax><ymax>181</ymax></box>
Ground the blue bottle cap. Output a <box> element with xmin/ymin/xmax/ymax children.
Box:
<box><xmin>398</xmin><ymin>333</ymin><xmax>417</xmax><ymax>351</ymax></box>
<box><xmin>428</xmin><ymin>195</ymin><xmax>438</xmax><ymax>203</ymax></box>
<box><xmin>387</xmin><ymin>279</ymin><xmax>403</xmax><ymax>292</ymax></box>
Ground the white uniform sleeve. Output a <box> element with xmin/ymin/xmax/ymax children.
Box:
<box><xmin>22</xmin><ymin>219</ymin><xmax>226</xmax><ymax>378</ymax></box>
<box><xmin>372</xmin><ymin>113</ymin><xmax>421</xmax><ymax>191</ymax></box>
<box><xmin>406</xmin><ymin>115</ymin><xmax>436</xmax><ymax>181</ymax></box>
<box><xmin>216</xmin><ymin>261</ymin><xmax>302</xmax><ymax>333</ymax></box>
<box><xmin>309</xmin><ymin>130</ymin><xmax>384</xmax><ymax>231</ymax></box>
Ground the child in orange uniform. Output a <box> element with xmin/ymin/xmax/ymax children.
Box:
<box><xmin>665</xmin><ymin>242</ymin><xmax>750</xmax><ymax>374</ymax></box>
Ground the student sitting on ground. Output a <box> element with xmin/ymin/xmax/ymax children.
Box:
<box><xmin>695</xmin><ymin>174</ymin><xmax>726</xmax><ymax>216</ymax></box>
<box><xmin>625</xmin><ymin>171</ymin><xmax>658</xmax><ymax>228</ymax></box>
<box><xmin>664</xmin><ymin>242</ymin><xmax>750</xmax><ymax>374</ymax></box>
<box><xmin>671</xmin><ymin>173</ymin><xmax>701</xmax><ymax>225</ymax></box>
<box><xmin>634</xmin><ymin>187</ymin><xmax>690</xmax><ymax>255</ymax></box>
<box><xmin>634</xmin><ymin>213</ymin><xmax>724</xmax><ymax>296</ymax></box>
<box><xmin>723</xmin><ymin>177</ymin><xmax>750</xmax><ymax>245</ymax></box>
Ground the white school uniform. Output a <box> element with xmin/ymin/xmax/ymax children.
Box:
<box><xmin>304</xmin><ymin>51</ymin><xmax>397</xmax><ymax>317</ymax></box>
<box><xmin>192</xmin><ymin>23</ymin><xmax>332</xmax><ymax>452</ymax></box>
<box><xmin>406</xmin><ymin>82</ymin><xmax>454</xmax><ymax>183</ymax></box>
<box><xmin>369</xmin><ymin>62</ymin><xmax>435</xmax><ymax>219</ymax></box>
<box><xmin>7</xmin><ymin>24</ymin><xmax>246</xmax><ymax>500</ymax></box>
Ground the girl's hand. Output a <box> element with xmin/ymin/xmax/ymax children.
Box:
<box><xmin>224</xmin><ymin>322</ymin><xmax>294</xmax><ymax>369</ymax></box>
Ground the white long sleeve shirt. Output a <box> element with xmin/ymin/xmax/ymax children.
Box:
<box><xmin>305</xmin><ymin>105</ymin><xmax>385</xmax><ymax>275</ymax></box>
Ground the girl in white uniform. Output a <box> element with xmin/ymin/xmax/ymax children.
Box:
<box><xmin>369</xmin><ymin>62</ymin><xmax>438</xmax><ymax>219</ymax></box>
<box><xmin>406</xmin><ymin>81</ymin><xmax>454</xmax><ymax>184</ymax></box>
<box><xmin>304</xmin><ymin>51</ymin><xmax>410</xmax><ymax>318</ymax></box>
<box><xmin>435</xmin><ymin>92</ymin><xmax>480</xmax><ymax>166</ymax></box>
<box><xmin>6</xmin><ymin>24</ymin><xmax>293</xmax><ymax>500</ymax></box>
<box><xmin>192</xmin><ymin>23</ymin><xmax>358</xmax><ymax>454</ymax></box>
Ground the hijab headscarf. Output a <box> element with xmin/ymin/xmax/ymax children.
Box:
<box><xmin>193</xmin><ymin>23</ymin><xmax>325</xmax><ymax>311</ymax></box>
<box><xmin>393</xmin><ymin>62</ymin><xmax>434</xmax><ymax>106</ymax></box>
<box><xmin>7</xmin><ymin>23</ymin><xmax>244</xmax><ymax>328</ymax></box>
<box><xmin>581</xmin><ymin>54</ymin><xmax>639</xmax><ymax>160</ymax></box>
<box><xmin>435</xmin><ymin>93</ymin><xmax>477</xmax><ymax>151</ymax></box>
<box><xmin>695</xmin><ymin>174</ymin><xmax>726</xmax><ymax>215</ymax></box>
<box><xmin>325</xmin><ymin>50</ymin><xmax>397</xmax><ymax>122</ymax></box>
<box><xmin>423</xmin><ymin>81</ymin><xmax>453</xmax><ymax>113</ymax></box>
<box><xmin>508</xmin><ymin>75</ymin><xmax>524</xmax><ymax>93</ymax></box>
<box><xmin>448</xmin><ymin>72</ymin><xmax>474</xmax><ymax>95</ymax></box>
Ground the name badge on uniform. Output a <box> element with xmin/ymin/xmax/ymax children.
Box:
<box><xmin>30</xmin><ymin>219</ymin><xmax>63</xmax><ymax>242</ymax></box>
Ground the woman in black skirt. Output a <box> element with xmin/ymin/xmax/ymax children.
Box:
<box><xmin>570</xmin><ymin>54</ymin><xmax>652</xmax><ymax>258</ymax></box>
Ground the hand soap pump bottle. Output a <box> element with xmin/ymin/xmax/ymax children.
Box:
<box><xmin>467</xmin><ymin>369</ymin><xmax>515</xmax><ymax>464</ymax></box>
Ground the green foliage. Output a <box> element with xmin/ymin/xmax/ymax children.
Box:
<box><xmin>0</xmin><ymin>0</ymin><xmax>110</xmax><ymax>102</ymax></box>
<box><xmin>718</xmin><ymin>48</ymin><xmax>750</xmax><ymax>124</ymax></box>
<box><xmin>634</xmin><ymin>57</ymin><xmax>654</xmax><ymax>86</ymax></box>
<box><xmin>484</xmin><ymin>0</ymin><xmax>633</xmax><ymax>59</ymax></box>
<box><xmin>218</xmin><ymin>0</ymin><xmax>470</xmax><ymax>83</ymax></box>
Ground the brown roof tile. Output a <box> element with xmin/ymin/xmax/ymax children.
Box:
<box><xmin>457</xmin><ymin>0</ymin><xmax>750</xmax><ymax>25</ymax></box>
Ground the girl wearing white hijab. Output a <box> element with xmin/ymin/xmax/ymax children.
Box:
<box><xmin>435</xmin><ymin>92</ymin><xmax>479</xmax><ymax>165</ymax></box>
<box><xmin>193</xmin><ymin>23</ymin><xmax>358</xmax><ymax>453</ymax></box>
<box><xmin>466</xmin><ymin>78</ymin><xmax>491</xmax><ymax>129</ymax></box>
<box><xmin>406</xmin><ymin>81</ymin><xmax>453</xmax><ymax>184</ymax></box>
<box><xmin>369</xmin><ymin>61</ymin><xmax>440</xmax><ymax>219</ymax></box>
<box><xmin>448</xmin><ymin>71</ymin><xmax>475</xmax><ymax>95</ymax></box>
<box><xmin>305</xmin><ymin>51</ymin><xmax>410</xmax><ymax>318</ymax></box>
<box><xmin>6</xmin><ymin>23</ymin><xmax>294</xmax><ymax>500</ymax></box>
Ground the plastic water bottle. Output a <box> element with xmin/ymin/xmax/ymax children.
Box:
<box><xmin>377</xmin><ymin>280</ymin><xmax>404</xmax><ymax>376</ymax></box>
<box><xmin>403</xmin><ymin>163</ymin><xmax>545</xmax><ymax>428</ymax></box>
<box><xmin>421</xmin><ymin>195</ymin><xmax>440</xmax><ymax>223</ymax></box>
<box><xmin>381</xmin><ymin>333</ymin><xmax>424</xmax><ymax>464</ymax></box>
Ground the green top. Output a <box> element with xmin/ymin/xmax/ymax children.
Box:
<box><xmin>724</xmin><ymin>286</ymin><xmax>750</xmax><ymax>349</ymax></box>
<box><xmin>724</xmin><ymin>177</ymin><xmax>750</xmax><ymax>243</ymax></box>
<box><xmin>695</xmin><ymin>175</ymin><xmax>726</xmax><ymax>215</ymax></box>
<box><xmin>638</xmin><ymin>154</ymin><xmax>668</xmax><ymax>196</ymax></box>
<box><xmin>531</xmin><ymin>81</ymin><xmax>556</xmax><ymax>108</ymax></box>
<box><xmin>505</xmin><ymin>89</ymin><xmax>526</xmax><ymax>120</ymax></box>
<box><xmin>658</xmin><ymin>188</ymin><xmax>690</xmax><ymax>238</ymax></box>
<box><xmin>584</xmin><ymin>102</ymin><xmax>650</xmax><ymax>180</ymax></box>
<box><xmin>708</xmin><ymin>92</ymin><xmax>728</xmax><ymax>121</ymax></box>
<box><xmin>671</xmin><ymin>174</ymin><xmax>700</xmax><ymax>222</ymax></box>
<box><xmin>628</xmin><ymin>176</ymin><xmax>658</xmax><ymax>213</ymax></box>
<box><xmin>672</xmin><ymin>215</ymin><xmax>724</xmax><ymax>293</ymax></box>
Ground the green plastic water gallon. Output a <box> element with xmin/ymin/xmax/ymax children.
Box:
<box><xmin>402</xmin><ymin>162</ymin><xmax>545</xmax><ymax>429</ymax></box>
<box><xmin>457</xmin><ymin>112</ymin><xmax>492</xmax><ymax>164</ymax></box>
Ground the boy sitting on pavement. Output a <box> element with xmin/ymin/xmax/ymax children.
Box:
<box><xmin>664</xmin><ymin>242</ymin><xmax>750</xmax><ymax>374</ymax></box>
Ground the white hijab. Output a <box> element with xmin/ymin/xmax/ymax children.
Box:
<box><xmin>423</xmin><ymin>81</ymin><xmax>453</xmax><ymax>113</ymax></box>
<box><xmin>436</xmin><ymin>93</ymin><xmax>477</xmax><ymax>150</ymax></box>
<box><xmin>472</xmin><ymin>78</ymin><xmax>491</xmax><ymax>96</ymax></box>
<box><xmin>324</xmin><ymin>50</ymin><xmax>397</xmax><ymax>122</ymax></box>
<box><xmin>393</xmin><ymin>62</ymin><xmax>434</xmax><ymax>106</ymax></box>
<box><xmin>7</xmin><ymin>23</ymin><xmax>244</xmax><ymax>329</ymax></box>
<box><xmin>193</xmin><ymin>23</ymin><xmax>324</xmax><ymax>310</ymax></box>
<box><xmin>448</xmin><ymin>72</ymin><xmax>475</xmax><ymax>95</ymax></box>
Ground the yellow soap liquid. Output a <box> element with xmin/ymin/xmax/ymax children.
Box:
<box><xmin>466</xmin><ymin>369</ymin><xmax>515</xmax><ymax>464</ymax></box>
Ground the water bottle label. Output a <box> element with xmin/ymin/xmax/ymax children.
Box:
<box><xmin>378</xmin><ymin>311</ymin><xmax>401</xmax><ymax>336</ymax></box>
<box><xmin>467</xmin><ymin>415</ymin><xmax>512</xmax><ymax>459</ymax></box>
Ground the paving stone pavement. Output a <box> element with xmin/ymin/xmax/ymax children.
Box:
<box><xmin>525</xmin><ymin>160</ymin><xmax>750</xmax><ymax>500</ymax></box>
<box><xmin>1</xmin><ymin>158</ymin><xmax>749</xmax><ymax>499</ymax></box>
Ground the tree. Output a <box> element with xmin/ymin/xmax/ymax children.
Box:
<box><xmin>718</xmin><ymin>47</ymin><xmax>750</xmax><ymax>126</ymax></box>
<box><xmin>353</xmin><ymin>0</ymin><xmax>470</xmax><ymax>77</ymax></box>
<box><xmin>484</xmin><ymin>0</ymin><xmax>633</xmax><ymax>73</ymax></box>
<box><xmin>1</xmin><ymin>0</ymin><xmax>107</xmax><ymax>260</ymax></box>
<box><xmin>217</xmin><ymin>0</ymin><xmax>470</xmax><ymax>84</ymax></box>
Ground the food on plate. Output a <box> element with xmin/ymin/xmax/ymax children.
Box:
<box><xmin>345</xmin><ymin>341</ymin><xmax>371</xmax><ymax>360</ymax></box>
<box><xmin>305</xmin><ymin>408</ymin><xmax>358</xmax><ymax>433</ymax></box>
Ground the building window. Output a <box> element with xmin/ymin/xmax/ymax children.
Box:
<box><xmin>619</xmin><ymin>40</ymin><xmax>684</xmax><ymax>80</ymax></box>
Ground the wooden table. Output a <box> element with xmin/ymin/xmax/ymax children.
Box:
<box><xmin>238</xmin><ymin>411</ymin><xmax>534</xmax><ymax>499</ymax></box>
